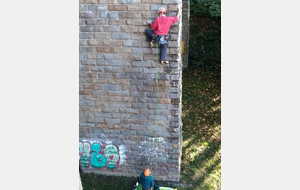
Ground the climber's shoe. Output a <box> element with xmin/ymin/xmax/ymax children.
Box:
<box><xmin>160</xmin><ymin>60</ymin><xmax>169</xmax><ymax>64</ymax></box>
<box><xmin>147</xmin><ymin>43</ymin><xmax>154</xmax><ymax>48</ymax></box>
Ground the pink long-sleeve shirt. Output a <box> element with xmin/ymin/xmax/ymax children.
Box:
<box><xmin>151</xmin><ymin>16</ymin><xmax>178</xmax><ymax>35</ymax></box>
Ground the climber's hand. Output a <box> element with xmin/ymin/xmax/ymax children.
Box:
<box><xmin>177</xmin><ymin>5</ymin><xmax>181</xmax><ymax>18</ymax></box>
<box><xmin>177</xmin><ymin>4</ymin><xmax>182</xmax><ymax>11</ymax></box>
<box><xmin>147</xmin><ymin>19</ymin><xmax>152</xmax><ymax>25</ymax></box>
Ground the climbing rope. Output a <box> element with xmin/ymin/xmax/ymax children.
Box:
<box><xmin>150</xmin><ymin>42</ymin><xmax>160</xmax><ymax>168</ymax></box>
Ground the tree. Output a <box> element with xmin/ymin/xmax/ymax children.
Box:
<box><xmin>189</xmin><ymin>0</ymin><xmax>221</xmax><ymax>70</ymax></box>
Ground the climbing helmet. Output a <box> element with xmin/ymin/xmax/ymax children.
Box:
<box><xmin>157</xmin><ymin>7</ymin><xmax>166</xmax><ymax>14</ymax></box>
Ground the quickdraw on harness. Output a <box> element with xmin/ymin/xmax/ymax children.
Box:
<box><xmin>152</xmin><ymin>33</ymin><xmax>168</xmax><ymax>45</ymax></box>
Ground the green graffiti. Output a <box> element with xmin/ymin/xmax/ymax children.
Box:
<box><xmin>80</xmin><ymin>142</ymin><xmax>91</xmax><ymax>168</ymax></box>
<box><xmin>79</xmin><ymin>143</ymin><xmax>83</xmax><ymax>153</ymax></box>
<box><xmin>80</xmin><ymin>154</ymin><xmax>90</xmax><ymax>168</ymax></box>
<box><xmin>91</xmin><ymin>154</ymin><xmax>107</xmax><ymax>168</ymax></box>
<box><xmin>104</xmin><ymin>144</ymin><xmax>120</xmax><ymax>170</ymax></box>
<box><xmin>91</xmin><ymin>143</ymin><xmax>101</xmax><ymax>153</ymax></box>
<box><xmin>80</xmin><ymin>142</ymin><xmax>120</xmax><ymax>170</ymax></box>
<box><xmin>91</xmin><ymin>143</ymin><xmax>107</xmax><ymax>169</ymax></box>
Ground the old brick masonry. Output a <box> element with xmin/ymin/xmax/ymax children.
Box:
<box><xmin>79</xmin><ymin>0</ymin><xmax>185</xmax><ymax>182</ymax></box>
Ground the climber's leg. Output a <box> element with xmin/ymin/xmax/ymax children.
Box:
<box><xmin>160</xmin><ymin>43</ymin><xmax>169</xmax><ymax>64</ymax></box>
<box><xmin>145</xmin><ymin>29</ymin><xmax>155</xmax><ymax>47</ymax></box>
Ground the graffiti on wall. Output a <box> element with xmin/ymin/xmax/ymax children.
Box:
<box><xmin>139</xmin><ymin>146</ymin><xmax>167</xmax><ymax>161</ymax></box>
<box><xmin>139</xmin><ymin>137</ymin><xmax>178</xmax><ymax>161</ymax></box>
<box><xmin>79</xmin><ymin>141</ymin><xmax>120</xmax><ymax>171</ymax></box>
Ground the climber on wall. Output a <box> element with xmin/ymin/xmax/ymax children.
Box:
<box><xmin>145</xmin><ymin>6</ymin><xmax>180</xmax><ymax>64</ymax></box>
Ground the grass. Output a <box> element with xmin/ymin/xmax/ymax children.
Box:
<box><xmin>80</xmin><ymin>172</ymin><xmax>137</xmax><ymax>190</ymax></box>
<box><xmin>178</xmin><ymin>67</ymin><xmax>221</xmax><ymax>190</ymax></box>
<box><xmin>80</xmin><ymin>67</ymin><xmax>221</xmax><ymax>190</ymax></box>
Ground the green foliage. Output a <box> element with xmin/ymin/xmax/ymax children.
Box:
<box><xmin>191</xmin><ymin>0</ymin><xmax>221</xmax><ymax>18</ymax></box>
<box><xmin>189</xmin><ymin>0</ymin><xmax>221</xmax><ymax>70</ymax></box>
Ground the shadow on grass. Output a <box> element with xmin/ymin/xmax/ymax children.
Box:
<box><xmin>178</xmin><ymin>67</ymin><xmax>221</xmax><ymax>190</ymax></box>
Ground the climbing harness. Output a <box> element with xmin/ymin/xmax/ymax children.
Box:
<box><xmin>152</xmin><ymin>32</ymin><xmax>168</xmax><ymax>45</ymax></box>
<box><xmin>158</xmin><ymin>36</ymin><xmax>168</xmax><ymax>45</ymax></box>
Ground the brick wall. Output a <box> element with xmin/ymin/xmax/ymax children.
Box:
<box><xmin>79</xmin><ymin>0</ymin><xmax>184</xmax><ymax>182</ymax></box>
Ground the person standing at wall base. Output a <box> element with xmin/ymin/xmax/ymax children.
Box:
<box><xmin>140</xmin><ymin>168</ymin><xmax>154</xmax><ymax>190</ymax></box>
